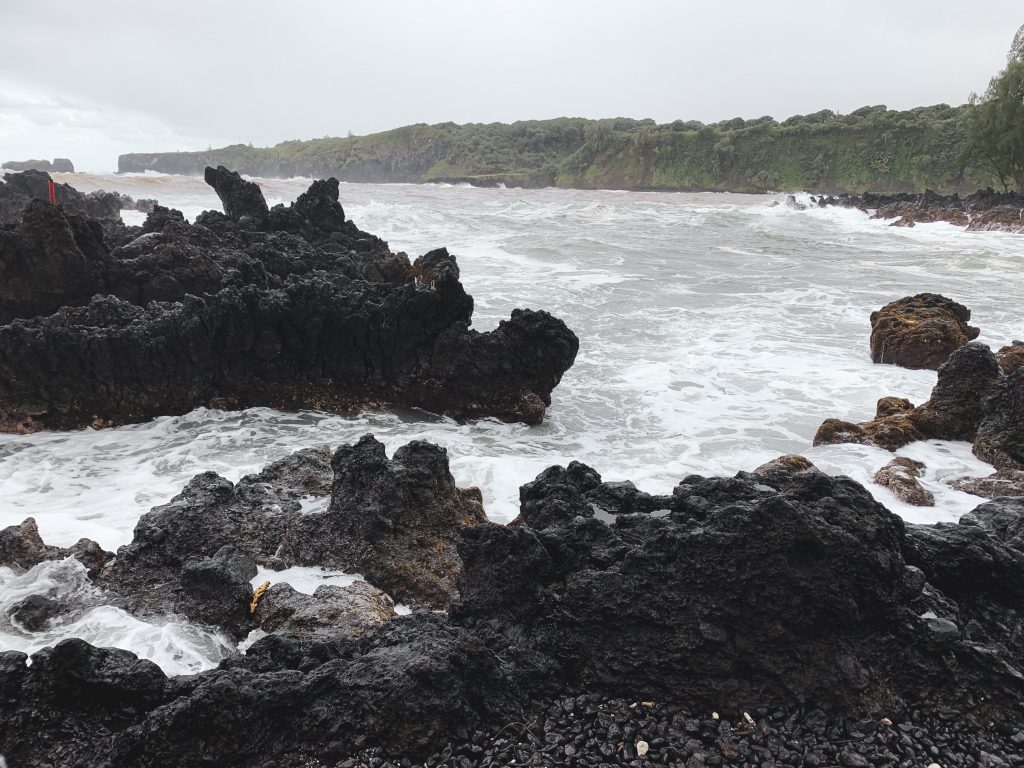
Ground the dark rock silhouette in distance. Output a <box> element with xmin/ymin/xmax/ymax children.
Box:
<box><xmin>2</xmin><ymin>157</ymin><xmax>74</xmax><ymax>173</ymax></box>
<box><xmin>0</xmin><ymin>166</ymin><xmax>578</xmax><ymax>431</ymax></box>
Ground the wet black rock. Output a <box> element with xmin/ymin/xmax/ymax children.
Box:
<box><xmin>815</xmin><ymin>342</ymin><xmax>1012</xmax><ymax>456</ymax></box>
<box><xmin>177</xmin><ymin>545</ymin><xmax>258</xmax><ymax>636</ymax></box>
<box><xmin>0</xmin><ymin>639</ymin><xmax>168</xmax><ymax>768</ymax></box>
<box><xmin>6</xmin><ymin>453</ymin><xmax>1024</xmax><ymax>767</ymax></box>
<box><xmin>903</xmin><ymin>497</ymin><xmax>1024</xmax><ymax>607</ymax></box>
<box><xmin>453</xmin><ymin>457</ymin><xmax>1018</xmax><ymax>713</ymax></box>
<box><xmin>0</xmin><ymin>615</ymin><xmax>518</xmax><ymax>768</ymax></box>
<box><xmin>98</xmin><ymin>437</ymin><xmax>485</xmax><ymax>629</ymax></box>
<box><xmin>0</xmin><ymin>168</ymin><xmax>577</xmax><ymax>431</ymax></box>
<box><xmin>975</xmin><ymin>368</ymin><xmax>1024</xmax><ymax>471</ymax></box>
<box><xmin>0</xmin><ymin>169</ymin><xmax>124</xmax><ymax>226</ymax></box>
<box><xmin>0</xmin><ymin>517</ymin><xmax>66</xmax><ymax>569</ymax></box>
<box><xmin>0</xmin><ymin>517</ymin><xmax>110</xmax><ymax>574</ymax></box>
<box><xmin>278</xmin><ymin>435</ymin><xmax>487</xmax><ymax>608</ymax></box>
<box><xmin>912</xmin><ymin>342</ymin><xmax>1003</xmax><ymax>441</ymax></box>
<box><xmin>8</xmin><ymin>593</ymin><xmax>63</xmax><ymax>631</ymax></box>
<box><xmin>204</xmin><ymin>165</ymin><xmax>269</xmax><ymax>223</ymax></box>
<box><xmin>0</xmin><ymin>200</ymin><xmax>109</xmax><ymax>324</ymax></box>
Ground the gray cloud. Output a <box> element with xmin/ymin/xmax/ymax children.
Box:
<box><xmin>1</xmin><ymin>0</ymin><xmax>1020</xmax><ymax>171</ymax></box>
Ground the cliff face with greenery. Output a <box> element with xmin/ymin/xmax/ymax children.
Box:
<box><xmin>118</xmin><ymin>105</ymin><xmax>996</xmax><ymax>194</ymax></box>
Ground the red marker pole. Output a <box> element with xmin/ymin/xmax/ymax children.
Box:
<box><xmin>47</xmin><ymin>179</ymin><xmax>56</xmax><ymax>205</ymax></box>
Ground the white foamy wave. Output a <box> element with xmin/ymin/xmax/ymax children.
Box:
<box><xmin>251</xmin><ymin>565</ymin><xmax>363</xmax><ymax>594</ymax></box>
<box><xmin>0</xmin><ymin>559</ymin><xmax>233</xmax><ymax>675</ymax></box>
<box><xmin>1</xmin><ymin>175</ymin><xmax>1018</xmax><ymax>560</ymax></box>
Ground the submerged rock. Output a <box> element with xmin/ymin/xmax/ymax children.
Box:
<box><xmin>0</xmin><ymin>168</ymin><xmax>578</xmax><ymax>430</ymax></box>
<box><xmin>951</xmin><ymin>469</ymin><xmax>1024</xmax><ymax>499</ymax></box>
<box><xmin>869</xmin><ymin>293</ymin><xmax>980</xmax><ymax>370</ymax></box>
<box><xmin>873</xmin><ymin>457</ymin><xmax>934</xmax><ymax>506</ymax></box>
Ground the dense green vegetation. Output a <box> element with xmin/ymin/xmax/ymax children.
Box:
<box><xmin>120</xmin><ymin>106</ymin><xmax>999</xmax><ymax>194</ymax></box>
<box><xmin>962</xmin><ymin>25</ymin><xmax>1024</xmax><ymax>191</ymax></box>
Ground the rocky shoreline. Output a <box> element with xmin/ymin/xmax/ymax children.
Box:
<box><xmin>4</xmin><ymin>435</ymin><xmax>1024</xmax><ymax>766</ymax></box>
<box><xmin>1</xmin><ymin>173</ymin><xmax>1023</xmax><ymax>768</ymax></box>
<box><xmin>813</xmin><ymin>189</ymin><xmax>1024</xmax><ymax>234</ymax></box>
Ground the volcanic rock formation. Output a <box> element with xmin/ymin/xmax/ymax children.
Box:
<box><xmin>825</xmin><ymin>188</ymin><xmax>1024</xmax><ymax>234</ymax></box>
<box><xmin>815</xmin><ymin>342</ymin><xmax>1020</xmax><ymax>469</ymax></box>
<box><xmin>869</xmin><ymin>293</ymin><xmax>980</xmax><ymax>370</ymax></box>
<box><xmin>0</xmin><ymin>167</ymin><xmax>578</xmax><ymax>431</ymax></box>
<box><xmin>3</xmin><ymin>452</ymin><xmax>1024</xmax><ymax>767</ymax></box>
<box><xmin>0</xmin><ymin>168</ymin><xmax>135</xmax><ymax>227</ymax></box>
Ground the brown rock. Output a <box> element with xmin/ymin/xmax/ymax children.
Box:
<box><xmin>869</xmin><ymin>294</ymin><xmax>980</xmax><ymax>370</ymax></box>
<box><xmin>966</xmin><ymin>207</ymin><xmax>1024</xmax><ymax>233</ymax></box>
<box><xmin>812</xmin><ymin>399</ymin><xmax>922</xmax><ymax>452</ymax></box>
<box><xmin>996</xmin><ymin>342</ymin><xmax>1024</xmax><ymax>375</ymax></box>
<box><xmin>873</xmin><ymin>457</ymin><xmax>935</xmax><ymax>506</ymax></box>
<box><xmin>254</xmin><ymin>581</ymin><xmax>395</xmax><ymax>637</ymax></box>
<box><xmin>875</xmin><ymin>397</ymin><xmax>915</xmax><ymax>418</ymax></box>
<box><xmin>814</xmin><ymin>344</ymin><xmax>1002</xmax><ymax>454</ymax></box>
<box><xmin>951</xmin><ymin>470</ymin><xmax>1024</xmax><ymax>499</ymax></box>
<box><xmin>812</xmin><ymin>419</ymin><xmax>868</xmax><ymax>447</ymax></box>
<box><xmin>753</xmin><ymin>455</ymin><xmax>814</xmax><ymax>475</ymax></box>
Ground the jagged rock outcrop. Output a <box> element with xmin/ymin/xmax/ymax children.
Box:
<box><xmin>814</xmin><ymin>343</ymin><xmax>1017</xmax><ymax>465</ymax></box>
<box><xmin>0</xmin><ymin>517</ymin><xmax>110</xmax><ymax>575</ymax></box>
<box><xmin>910</xmin><ymin>342</ymin><xmax>1002</xmax><ymax>440</ymax></box>
<box><xmin>0</xmin><ymin>169</ymin><xmax>124</xmax><ymax>226</ymax></box>
<box><xmin>0</xmin><ymin>169</ymin><xmax>578</xmax><ymax>431</ymax></box>
<box><xmin>869</xmin><ymin>294</ymin><xmax>980</xmax><ymax>370</ymax></box>
<box><xmin>277</xmin><ymin>436</ymin><xmax>487</xmax><ymax>607</ymax></box>
<box><xmin>97</xmin><ymin>437</ymin><xmax>484</xmax><ymax>626</ymax></box>
<box><xmin>4</xmin><ymin>454</ymin><xmax>1024</xmax><ymax>767</ymax></box>
<box><xmin>203</xmin><ymin>165</ymin><xmax>269</xmax><ymax>223</ymax></box>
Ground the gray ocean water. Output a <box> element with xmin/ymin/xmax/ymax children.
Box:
<box><xmin>1</xmin><ymin>172</ymin><xmax>1021</xmax><ymax>673</ymax></box>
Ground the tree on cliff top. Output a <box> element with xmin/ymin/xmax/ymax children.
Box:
<box><xmin>962</xmin><ymin>24</ymin><xmax>1024</xmax><ymax>191</ymax></box>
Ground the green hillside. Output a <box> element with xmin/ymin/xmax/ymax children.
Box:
<box><xmin>118</xmin><ymin>105</ymin><xmax>996</xmax><ymax>194</ymax></box>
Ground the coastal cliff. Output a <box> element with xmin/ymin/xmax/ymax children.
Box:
<box><xmin>119</xmin><ymin>106</ymin><xmax>996</xmax><ymax>194</ymax></box>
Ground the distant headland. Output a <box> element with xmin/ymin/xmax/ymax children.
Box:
<box><xmin>117</xmin><ymin>107</ymin><xmax>996</xmax><ymax>194</ymax></box>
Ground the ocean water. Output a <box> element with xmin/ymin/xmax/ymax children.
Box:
<box><xmin>1</xmin><ymin>172</ymin><xmax>1021</xmax><ymax>673</ymax></box>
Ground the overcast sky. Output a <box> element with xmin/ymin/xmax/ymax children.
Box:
<box><xmin>1</xmin><ymin>1</ymin><xmax>1020</xmax><ymax>172</ymax></box>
